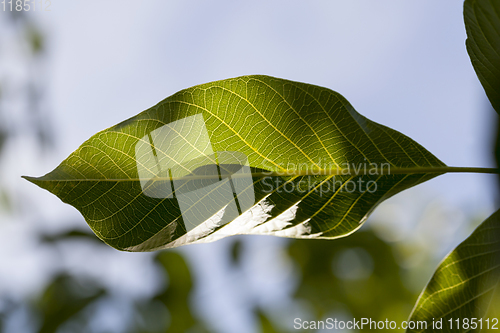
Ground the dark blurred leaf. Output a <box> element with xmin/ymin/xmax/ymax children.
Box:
<box><xmin>35</xmin><ymin>273</ymin><xmax>105</xmax><ymax>333</ymax></box>
<box><xmin>255</xmin><ymin>308</ymin><xmax>284</xmax><ymax>333</ymax></box>
<box><xmin>230</xmin><ymin>239</ymin><xmax>243</xmax><ymax>266</ymax></box>
<box><xmin>40</xmin><ymin>229</ymin><xmax>101</xmax><ymax>244</ymax></box>
<box><xmin>151</xmin><ymin>251</ymin><xmax>209</xmax><ymax>333</ymax></box>
<box><xmin>464</xmin><ymin>0</ymin><xmax>500</xmax><ymax>113</ymax></box>
<box><xmin>0</xmin><ymin>189</ymin><xmax>11</xmax><ymax>213</ymax></box>
<box><xmin>288</xmin><ymin>229</ymin><xmax>414</xmax><ymax>322</ymax></box>
<box><xmin>494</xmin><ymin>116</ymin><xmax>500</xmax><ymax>193</ymax></box>
<box><xmin>0</xmin><ymin>127</ymin><xmax>6</xmax><ymax>158</ymax></box>
<box><xmin>407</xmin><ymin>210</ymin><xmax>500</xmax><ymax>333</ymax></box>
<box><xmin>25</xmin><ymin>25</ymin><xmax>44</xmax><ymax>54</ymax></box>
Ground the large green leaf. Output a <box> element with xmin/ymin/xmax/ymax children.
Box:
<box><xmin>24</xmin><ymin>75</ymin><xmax>445</xmax><ymax>251</ymax></box>
<box><xmin>465</xmin><ymin>0</ymin><xmax>500</xmax><ymax>113</ymax></box>
<box><xmin>407</xmin><ymin>210</ymin><xmax>500</xmax><ymax>333</ymax></box>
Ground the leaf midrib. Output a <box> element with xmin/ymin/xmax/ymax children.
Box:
<box><xmin>23</xmin><ymin>166</ymin><xmax>500</xmax><ymax>183</ymax></box>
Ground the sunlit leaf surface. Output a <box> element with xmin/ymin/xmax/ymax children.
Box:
<box><xmin>407</xmin><ymin>210</ymin><xmax>500</xmax><ymax>333</ymax></box>
<box><xmin>465</xmin><ymin>0</ymin><xmax>500</xmax><ymax>113</ymax></box>
<box><xmin>25</xmin><ymin>76</ymin><xmax>444</xmax><ymax>251</ymax></box>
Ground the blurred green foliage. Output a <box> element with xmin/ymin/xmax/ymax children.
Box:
<box><xmin>35</xmin><ymin>274</ymin><xmax>105</xmax><ymax>333</ymax></box>
<box><xmin>288</xmin><ymin>231</ymin><xmax>416</xmax><ymax>326</ymax></box>
<box><xmin>135</xmin><ymin>252</ymin><xmax>208</xmax><ymax>333</ymax></box>
<box><xmin>3</xmin><ymin>226</ymin><xmax>418</xmax><ymax>332</ymax></box>
<box><xmin>3</xmin><ymin>229</ymin><xmax>211</xmax><ymax>332</ymax></box>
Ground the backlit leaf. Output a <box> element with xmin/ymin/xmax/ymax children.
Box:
<box><xmin>464</xmin><ymin>0</ymin><xmax>500</xmax><ymax>113</ymax></box>
<box><xmin>407</xmin><ymin>210</ymin><xmax>500</xmax><ymax>333</ymax></box>
<box><xmin>24</xmin><ymin>75</ymin><xmax>445</xmax><ymax>251</ymax></box>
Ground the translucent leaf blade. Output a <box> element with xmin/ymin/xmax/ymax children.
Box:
<box><xmin>24</xmin><ymin>75</ymin><xmax>445</xmax><ymax>251</ymax></box>
<box><xmin>407</xmin><ymin>210</ymin><xmax>500</xmax><ymax>333</ymax></box>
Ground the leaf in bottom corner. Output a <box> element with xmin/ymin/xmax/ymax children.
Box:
<box><xmin>407</xmin><ymin>209</ymin><xmax>500</xmax><ymax>333</ymax></box>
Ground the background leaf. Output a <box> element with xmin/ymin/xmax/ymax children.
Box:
<box><xmin>25</xmin><ymin>75</ymin><xmax>445</xmax><ymax>251</ymax></box>
<box><xmin>289</xmin><ymin>229</ymin><xmax>416</xmax><ymax>326</ymax></box>
<box><xmin>407</xmin><ymin>209</ymin><xmax>500</xmax><ymax>333</ymax></box>
<box><xmin>35</xmin><ymin>274</ymin><xmax>105</xmax><ymax>333</ymax></box>
<box><xmin>464</xmin><ymin>0</ymin><xmax>500</xmax><ymax>113</ymax></box>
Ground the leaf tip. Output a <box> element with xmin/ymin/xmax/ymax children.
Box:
<box><xmin>22</xmin><ymin>175</ymin><xmax>43</xmax><ymax>187</ymax></box>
